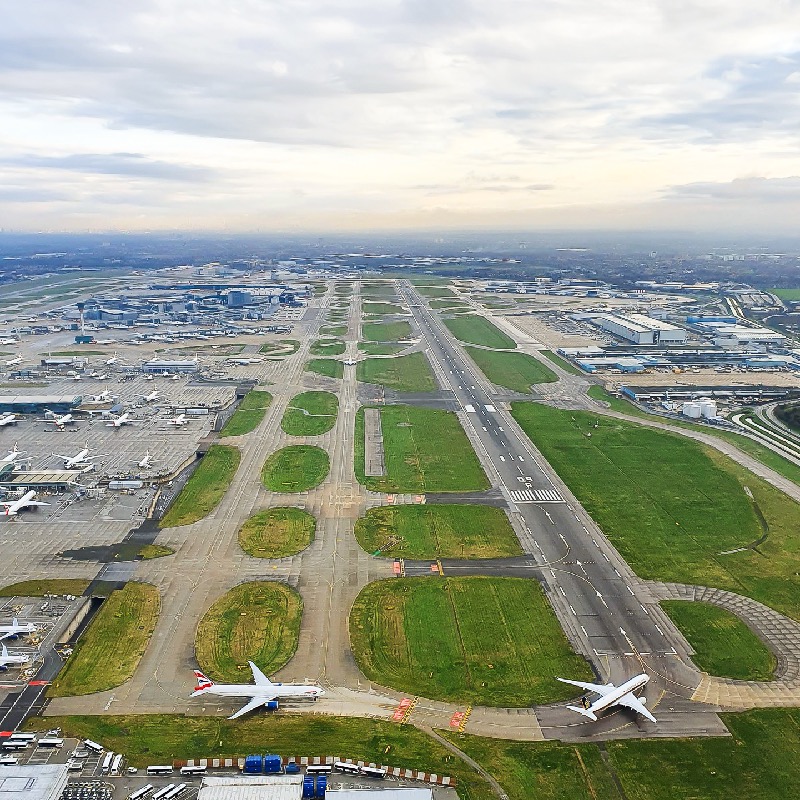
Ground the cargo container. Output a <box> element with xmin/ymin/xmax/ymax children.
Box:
<box><xmin>285</xmin><ymin>762</ymin><xmax>301</xmax><ymax>774</ymax></box>
<box><xmin>263</xmin><ymin>754</ymin><xmax>282</xmax><ymax>774</ymax></box>
<box><xmin>302</xmin><ymin>777</ymin><xmax>316</xmax><ymax>799</ymax></box>
<box><xmin>243</xmin><ymin>754</ymin><xmax>263</xmax><ymax>774</ymax></box>
<box><xmin>315</xmin><ymin>775</ymin><xmax>327</xmax><ymax>797</ymax></box>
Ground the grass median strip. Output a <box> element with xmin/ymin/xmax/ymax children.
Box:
<box><xmin>361</xmin><ymin>320</ymin><xmax>413</xmax><ymax>341</ymax></box>
<box><xmin>0</xmin><ymin>579</ymin><xmax>90</xmax><ymax>597</ymax></box>
<box><xmin>219</xmin><ymin>390</ymin><xmax>272</xmax><ymax>437</ymax></box>
<box><xmin>160</xmin><ymin>445</ymin><xmax>241</xmax><ymax>528</ymax></box>
<box><xmin>444</xmin><ymin>315</ymin><xmax>517</xmax><ymax>349</ymax></box>
<box><xmin>661</xmin><ymin>601</ymin><xmax>776</xmax><ymax>680</ymax></box>
<box><xmin>310</xmin><ymin>339</ymin><xmax>346</xmax><ymax>356</ymax></box>
<box><xmin>259</xmin><ymin>339</ymin><xmax>300</xmax><ymax>356</ymax></box>
<box><xmin>465</xmin><ymin>347</ymin><xmax>557</xmax><ymax>392</ymax></box>
<box><xmin>350</xmin><ymin>576</ymin><xmax>592</xmax><ymax>706</ymax></box>
<box><xmin>356</xmin><ymin>352</ymin><xmax>437</xmax><ymax>392</ymax></box>
<box><xmin>281</xmin><ymin>391</ymin><xmax>338</xmax><ymax>436</ymax></box>
<box><xmin>305</xmin><ymin>358</ymin><xmax>344</xmax><ymax>378</ymax></box>
<box><xmin>355</xmin><ymin>404</ymin><xmax>489</xmax><ymax>492</ymax></box>
<box><xmin>541</xmin><ymin>349</ymin><xmax>585</xmax><ymax>376</ymax></box>
<box><xmin>354</xmin><ymin>504</ymin><xmax>522</xmax><ymax>559</ymax></box>
<box><xmin>49</xmin><ymin>582</ymin><xmax>160</xmax><ymax>696</ymax></box>
<box><xmin>195</xmin><ymin>581</ymin><xmax>302</xmax><ymax>682</ymax></box>
<box><xmin>262</xmin><ymin>445</ymin><xmax>329</xmax><ymax>492</ymax></box>
<box><xmin>238</xmin><ymin>507</ymin><xmax>316</xmax><ymax>558</ymax></box>
<box><xmin>511</xmin><ymin>402</ymin><xmax>800</xmax><ymax>619</ymax></box>
<box><xmin>357</xmin><ymin>342</ymin><xmax>407</xmax><ymax>355</ymax></box>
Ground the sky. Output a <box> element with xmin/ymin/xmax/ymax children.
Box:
<box><xmin>3</xmin><ymin>0</ymin><xmax>800</xmax><ymax>233</ymax></box>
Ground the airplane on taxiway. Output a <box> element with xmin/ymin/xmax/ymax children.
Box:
<box><xmin>557</xmin><ymin>672</ymin><xmax>656</xmax><ymax>723</ymax></box>
<box><xmin>191</xmin><ymin>662</ymin><xmax>324</xmax><ymax>719</ymax></box>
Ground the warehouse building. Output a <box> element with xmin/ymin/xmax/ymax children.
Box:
<box><xmin>589</xmin><ymin>314</ymin><xmax>686</xmax><ymax>344</ymax></box>
<box><xmin>0</xmin><ymin>395</ymin><xmax>82</xmax><ymax>414</ymax></box>
<box><xmin>0</xmin><ymin>765</ymin><xmax>69</xmax><ymax>800</ymax></box>
<box><xmin>142</xmin><ymin>359</ymin><xmax>199</xmax><ymax>374</ymax></box>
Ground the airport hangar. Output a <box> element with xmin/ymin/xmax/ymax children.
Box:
<box><xmin>0</xmin><ymin>395</ymin><xmax>82</xmax><ymax>415</ymax></box>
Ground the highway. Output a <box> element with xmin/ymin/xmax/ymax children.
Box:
<box><xmin>399</xmin><ymin>282</ymin><xmax>720</xmax><ymax>734</ymax></box>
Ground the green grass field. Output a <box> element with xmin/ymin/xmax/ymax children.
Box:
<box><xmin>417</xmin><ymin>285</ymin><xmax>457</xmax><ymax>298</ymax></box>
<box><xmin>430</xmin><ymin>299</ymin><xmax>470</xmax><ymax>309</ymax></box>
<box><xmin>661</xmin><ymin>601</ymin><xmax>775</xmax><ymax>680</ymax></box>
<box><xmin>0</xmin><ymin>579</ymin><xmax>90</xmax><ymax>597</ymax></box>
<box><xmin>356</xmin><ymin>352</ymin><xmax>437</xmax><ymax>392</ymax></box>
<box><xmin>219</xmin><ymin>390</ymin><xmax>272</xmax><ymax>437</ymax></box>
<box><xmin>310</xmin><ymin>339</ymin><xmax>346</xmax><ymax>356</ymax></box>
<box><xmin>354</xmin><ymin>504</ymin><xmax>522</xmax><ymax>558</ymax></box>
<box><xmin>281</xmin><ymin>391</ymin><xmax>339</xmax><ymax>436</ymax></box>
<box><xmin>137</xmin><ymin>544</ymin><xmax>175</xmax><ymax>560</ymax></box>
<box><xmin>25</xmin><ymin>715</ymin><xmax>493</xmax><ymax>799</ymax></box>
<box><xmin>49</xmin><ymin>583</ymin><xmax>160</xmax><ymax>696</ymax></box>
<box><xmin>160</xmin><ymin>446</ymin><xmax>241</xmax><ymax>527</ymax></box>
<box><xmin>262</xmin><ymin>445</ymin><xmax>330</xmax><ymax>492</ymax></box>
<box><xmin>771</xmin><ymin>288</ymin><xmax>800</xmax><ymax>300</ymax></box>
<box><xmin>511</xmin><ymin>403</ymin><xmax>800</xmax><ymax>619</ymax></box>
<box><xmin>465</xmin><ymin>347</ymin><xmax>557</xmax><ymax>392</ymax></box>
<box><xmin>195</xmin><ymin>581</ymin><xmax>302</xmax><ymax>681</ymax></box>
<box><xmin>361</xmin><ymin>320</ymin><xmax>413</xmax><ymax>341</ymax></box>
<box><xmin>362</xmin><ymin>302</ymin><xmax>405</xmax><ymax>316</ymax></box>
<box><xmin>355</xmin><ymin>405</ymin><xmax>489</xmax><ymax>492</ymax></box>
<box><xmin>444</xmin><ymin>315</ymin><xmax>517</xmax><ymax>349</ymax></box>
<box><xmin>350</xmin><ymin>577</ymin><xmax>591</xmax><ymax>706</ymax></box>
<box><xmin>357</xmin><ymin>342</ymin><xmax>407</xmax><ymax>355</ymax></box>
<box><xmin>305</xmin><ymin>358</ymin><xmax>344</xmax><ymax>378</ymax></box>
<box><xmin>259</xmin><ymin>339</ymin><xmax>300</xmax><ymax>356</ymax></box>
<box><xmin>541</xmin><ymin>350</ymin><xmax>585</xmax><ymax>376</ymax></box>
<box><xmin>238</xmin><ymin>507</ymin><xmax>316</xmax><ymax>558</ymax></box>
<box><xmin>319</xmin><ymin>324</ymin><xmax>348</xmax><ymax>336</ymax></box>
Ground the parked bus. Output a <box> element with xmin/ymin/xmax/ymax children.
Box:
<box><xmin>111</xmin><ymin>753</ymin><xmax>124</xmax><ymax>774</ymax></box>
<box><xmin>6</xmin><ymin>733</ymin><xmax>35</xmax><ymax>743</ymax></box>
<box><xmin>128</xmin><ymin>785</ymin><xmax>154</xmax><ymax>800</ymax></box>
<box><xmin>37</xmin><ymin>738</ymin><xmax>64</xmax><ymax>748</ymax></box>
<box><xmin>360</xmin><ymin>765</ymin><xmax>387</xmax><ymax>779</ymax></box>
<box><xmin>151</xmin><ymin>785</ymin><xmax>176</xmax><ymax>800</ymax></box>
<box><xmin>146</xmin><ymin>765</ymin><xmax>173</xmax><ymax>776</ymax></box>
<box><xmin>101</xmin><ymin>752</ymin><xmax>114</xmax><ymax>774</ymax></box>
<box><xmin>334</xmin><ymin>762</ymin><xmax>361</xmax><ymax>775</ymax></box>
<box><xmin>179</xmin><ymin>765</ymin><xmax>206</xmax><ymax>776</ymax></box>
<box><xmin>306</xmin><ymin>765</ymin><xmax>333</xmax><ymax>775</ymax></box>
<box><xmin>84</xmin><ymin>739</ymin><xmax>104</xmax><ymax>754</ymax></box>
<box><xmin>1</xmin><ymin>742</ymin><xmax>29</xmax><ymax>751</ymax></box>
<box><xmin>163</xmin><ymin>784</ymin><xmax>187</xmax><ymax>799</ymax></box>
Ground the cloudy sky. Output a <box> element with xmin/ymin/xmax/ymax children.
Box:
<box><xmin>3</xmin><ymin>0</ymin><xmax>800</xmax><ymax>232</ymax></box>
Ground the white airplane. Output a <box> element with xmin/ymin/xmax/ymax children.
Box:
<box><xmin>165</xmin><ymin>414</ymin><xmax>188</xmax><ymax>427</ymax></box>
<box><xmin>1</xmin><ymin>490</ymin><xmax>50</xmax><ymax>517</ymax></box>
<box><xmin>105</xmin><ymin>352</ymin><xmax>119</xmax><ymax>366</ymax></box>
<box><xmin>557</xmin><ymin>673</ymin><xmax>656</xmax><ymax>723</ymax></box>
<box><xmin>191</xmin><ymin>662</ymin><xmax>324</xmax><ymax>719</ymax></box>
<box><xmin>143</xmin><ymin>390</ymin><xmax>159</xmax><ymax>403</ymax></box>
<box><xmin>144</xmin><ymin>374</ymin><xmax>154</xmax><ymax>381</ymax></box>
<box><xmin>0</xmin><ymin>643</ymin><xmax>30</xmax><ymax>670</ymax></box>
<box><xmin>4</xmin><ymin>355</ymin><xmax>23</xmax><ymax>367</ymax></box>
<box><xmin>0</xmin><ymin>414</ymin><xmax>17</xmax><ymax>427</ymax></box>
<box><xmin>137</xmin><ymin>452</ymin><xmax>154</xmax><ymax>469</ymax></box>
<box><xmin>106</xmin><ymin>412</ymin><xmax>132</xmax><ymax>428</ymax></box>
<box><xmin>0</xmin><ymin>618</ymin><xmax>38</xmax><ymax>639</ymax></box>
<box><xmin>44</xmin><ymin>412</ymin><xmax>75</xmax><ymax>430</ymax></box>
<box><xmin>0</xmin><ymin>446</ymin><xmax>25</xmax><ymax>466</ymax></box>
<box><xmin>0</xmin><ymin>338</ymin><xmax>17</xmax><ymax>346</ymax></box>
<box><xmin>55</xmin><ymin>448</ymin><xmax>100</xmax><ymax>469</ymax></box>
<box><xmin>95</xmin><ymin>373</ymin><xmax>109</xmax><ymax>381</ymax></box>
<box><xmin>86</xmin><ymin>389</ymin><xmax>112</xmax><ymax>404</ymax></box>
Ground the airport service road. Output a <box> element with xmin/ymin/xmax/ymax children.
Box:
<box><xmin>399</xmin><ymin>283</ymin><xmax>730</xmax><ymax>737</ymax></box>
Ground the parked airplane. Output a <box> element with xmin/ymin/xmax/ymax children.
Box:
<box><xmin>0</xmin><ymin>338</ymin><xmax>18</xmax><ymax>346</ymax></box>
<box><xmin>0</xmin><ymin>414</ymin><xmax>17</xmax><ymax>427</ymax></box>
<box><xmin>143</xmin><ymin>390</ymin><xmax>159</xmax><ymax>403</ymax></box>
<box><xmin>0</xmin><ymin>618</ymin><xmax>39</xmax><ymax>639</ymax></box>
<box><xmin>0</xmin><ymin>446</ymin><xmax>25</xmax><ymax>465</ymax></box>
<box><xmin>191</xmin><ymin>662</ymin><xmax>324</xmax><ymax>719</ymax></box>
<box><xmin>4</xmin><ymin>355</ymin><xmax>23</xmax><ymax>367</ymax></box>
<box><xmin>44</xmin><ymin>412</ymin><xmax>75</xmax><ymax>430</ymax></box>
<box><xmin>86</xmin><ymin>389</ymin><xmax>112</xmax><ymax>404</ymax></box>
<box><xmin>55</xmin><ymin>448</ymin><xmax>100</xmax><ymax>469</ymax></box>
<box><xmin>556</xmin><ymin>673</ymin><xmax>656</xmax><ymax>723</ymax></box>
<box><xmin>105</xmin><ymin>352</ymin><xmax>120</xmax><ymax>366</ymax></box>
<box><xmin>165</xmin><ymin>414</ymin><xmax>188</xmax><ymax>427</ymax></box>
<box><xmin>144</xmin><ymin>374</ymin><xmax>154</xmax><ymax>381</ymax></box>
<box><xmin>137</xmin><ymin>452</ymin><xmax>154</xmax><ymax>469</ymax></box>
<box><xmin>106</xmin><ymin>412</ymin><xmax>132</xmax><ymax>428</ymax></box>
<box><xmin>0</xmin><ymin>643</ymin><xmax>30</xmax><ymax>670</ymax></box>
<box><xmin>1</xmin><ymin>490</ymin><xmax>50</xmax><ymax>517</ymax></box>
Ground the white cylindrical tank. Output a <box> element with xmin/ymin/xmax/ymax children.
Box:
<box><xmin>698</xmin><ymin>399</ymin><xmax>717</xmax><ymax>419</ymax></box>
<box><xmin>682</xmin><ymin>401</ymin><xmax>702</xmax><ymax>418</ymax></box>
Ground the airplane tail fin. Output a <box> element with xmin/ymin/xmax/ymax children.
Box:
<box><xmin>192</xmin><ymin>669</ymin><xmax>214</xmax><ymax>695</ymax></box>
<box><xmin>1</xmin><ymin>644</ymin><xmax>7</xmax><ymax>657</ymax></box>
<box><xmin>567</xmin><ymin>705</ymin><xmax>598</xmax><ymax>721</ymax></box>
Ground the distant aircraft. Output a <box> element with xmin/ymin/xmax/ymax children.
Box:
<box><xmin>1</xmin><ymin>490</ymin><xmax>50</xmax><ymax>517</ymax></box>
<box><xmin>0</xmin><ymin>617</ymin><xmax>39</xmax><ymax>639</ymax></box>
<box><xmin>165</xmin><ymin>414</ymin><xmax>188</xmax><ymax>427</ymax></box>
<box><xmin>105</xmin><ymin>351</ymin><xmax>120</xmax><ymax>366</ymax></box>
<box><xmin>4</xmin><ymin>355</ymin><xmax>23</xmax><ymax>367</ymax></box>
<box><xmin>144</xmin><ymin>373</ymin><xmax>154</xmax><ymax>381</ymax></box>
<box><xmin>55</xmin><ymin>448</ymin><xmax>100</xmax><ymax>469</ymax></box>
<box><xmin>143</xmin><ymin>390</ymin><xmax>159</xmax><ymax>403</ymax></box>
<box><xmin>137</xmin><ymin>452</ymin><xmax>154</xmax><ymax>469</ymax></box>
<box><xmin>0</xmin><ymin>414</ymin><xmax>17</xmax><ymax>427</ymax></box>
<box><xmin>86</xmin><ymin>389</ymin><xmax>112</xmax><ymax>404</ymax></box>
<box><xmin>0</xmin><ymin>643</ymin><xmax>30</xmax><ymax>670</ymax></box>
<box><xmin>0</xmin><ymin>446</ymin><xmax>25</xmax><ymax>465</ymax></box>
<box><xmin>0</xmin><ymin>338</ymin><xmax>18</xmax><ymax>346</ymax></box>
<box><xmin>106</xmin><ymin>412</ymin><xmax>132</xmax><ymax>428</ymax></box>
<box><xmin>44</xmin><ymin>411</ymin><xmax>75</xmax><ymax>430</ymax></box>
<box><xmin>557</xmin><ymin>673</ymin><xmax>656</xmax><ymax>723</ymax></box>
<box><xmin>190</xmin><ymin>662</ymin><xmax>324</xmax><ymax>719</ymax></box>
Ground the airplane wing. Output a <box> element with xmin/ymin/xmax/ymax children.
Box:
<box><xmin>228</xmin><ymin>694</ymin><xmax>277</xmax><ymax>720</ymax></box>
<box><xmin>617</xmin><ymin>692</ymin><xmax>657</xmax><ymax>723</ymax></box>
<box><xmin>25</xmin><ymin>501</ymin><xmax>50</xmax><ymax>507</ymax></box>
<box><xmin>249</xmin><ymin>661</ymin><xmax>273</xmax><ymax>687</ymax></box>
<box><xmin>556</xmin><ymin>677</ymin><xmax>615</xmax><ymax>696</ymax></box>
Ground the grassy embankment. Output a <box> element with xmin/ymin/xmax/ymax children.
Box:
<box><xmin>444</xmin><ymin>315</ymin><xmax>517</xmax><ymax>349</ymax></box>
<box><xmin>354</xmin><ymin>504</ymin><xmax>522</xmax><ymax>559</ymax></box>
<box><xmin>309</xmin><ymin>339</ymin><xmax>346</xmax><ymax>356</ymax></box>
<box><xmin>356</xmin><ymin>352</ymin><xmax>437</xmax><ymax>392</ymax></box>
<box><xmin>305</xmin><ymin>359</ymin><xmax>344</xmax><ymax>378</ymax></box>
<box><xmin>350</xmin><ymin>577</ymin><xmax>592</xmax><ymax>706</ymax></box>
<box><xmin>540</xmin><ymin>349</ymin><xmax>585</xmax><ymax>376</ymax></box>
<box><xmin>238</xmin><ymin>507</ymin><xmax>316</xmax><ymax>558</ymax></box>
<box><xmin>0</xmin><ymin>579</ymin><xmax>90</xmax><ymax>597</ymax></box>
<box><xmin>219</xmin><ymin>390</ymin><xmax>272</xmax><ymax>437</ymax></box>
<box><xmin>137</xmin><ymin>545</ymin><xmax>175</xmax><ymax>559</ymax></box>
<box><xmin>319</xmin><ymin>325</ymin><xmax>348</xmax><ymax>336</ymax></box>
<box><xmin>49</xmin><ymin>583</ymin><xmax>160</xmax><ymax>696</ymax></box>
<box><xmin>361</xmin><ymin>302</ymin><xmax>405</xmax><ymax>316</ymax></box>
<box><xmin>361</xmin><ymin>320</ymin><xmax>413</xmax><ymax>341</ymax></box>
<box><xmin>355</xmin><ymin>405</ymin><xmax>489</xmax><ymax>493</ymax></box>
<box><xmin>465</xmin><ymin>347</ymin><xmax>557</xmax><ymax>392</ymax></box>
<box><xmin>262</xmin><ymin>445</ymin><xmax>330</xmax><ymax>492</ymax></box>
<box><xmin>259</xmin><ymin>339</ymin><xmax>300</xmax><ymax>357</ymax></box>
<box><xmin>160</xmin><ymin>445</ymin><xmax>241</xmax><ymax>528</ymax></box>
<box><xmin>281</xmin><ymin>391</ymin><xmax>339</xmax><ymax>436</ymax></box>
<box><xmin>195</xmin><ymin>582</ymin><xmax>302</xmax><ymax>681</ymax></box>
<box><xmin>357</xmin><ymin>342</ymin><xmax>407</xmax><ymax>355</ymax></box>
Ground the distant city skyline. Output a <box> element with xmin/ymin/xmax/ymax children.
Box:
<box><xmin>3</xmin><ymin>1</ymin><xmax>800</xmax><ymax>232</ymax></box>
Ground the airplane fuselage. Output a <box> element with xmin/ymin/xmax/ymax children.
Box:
<box><xmin>193</xmin><ymin>683</ymin><xmax>323</xmax><ymax>701</ymax></box>
<box><xmin>587</xmin><ymin>674</ymin><xmax>649</xmax><ymax>716</ymax></box>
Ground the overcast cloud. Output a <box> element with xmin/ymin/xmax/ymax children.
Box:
<box><xmin>1</xmin><ymin>0</ymin><xmax>800</xmax><ymax>231</ymax></box>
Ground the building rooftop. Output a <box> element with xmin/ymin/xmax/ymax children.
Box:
<box><xmin>199</xmin><ymin>776</ymin><xmax>303</xmax><ymax>800</ymax></box>
<box><xmin>0</xmin><ymin>765</ymin><xmax>68</xmax><ymax>800</ymax></box>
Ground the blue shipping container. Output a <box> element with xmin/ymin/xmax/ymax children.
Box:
<box><xmin>244</xmin><ymin>755</ymin><xmax>263</xmax><ymax>774</ymax></box>
<box><xmin>303</xmin><ymin>778</ymin><xmax>315</xmax><ymax>798</ymax></box>
<box><xmin>285</xmin><ymin>763</ymin><xmax>301</xmax><ymax>774</ymax></box>
<box><xmin>263</xmin><ymin>754</ymin><xmax>282</xmax><ymax>774</ymax></box>
<box><xmin>315</xmin><ymin>775</ymin><xmax>327</xmax><ymax>797</ymax></box>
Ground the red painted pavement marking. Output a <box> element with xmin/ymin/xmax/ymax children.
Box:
<box><xmin>392</xmin><ymin>561</ymin><xmax>402</xmax><ymax>575</ymax></box>
<box><xmin>0</xmin><ymin>731</ymin><xmax>13</xmax><ymax>737</ymax></box>
<box><xmin>392</xmin><ymin>697</ymin><xmax>412</xmax><ymax>721</ymax></box>
<box><xmin>28</xmin><ymin>681</ymin><xmax>49</xmax><ymax>686</ymax></box>
<box><xmin>449</xmin><ymin>712</ymin><xmax>465</xmax><ymax>729</ymax></box>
